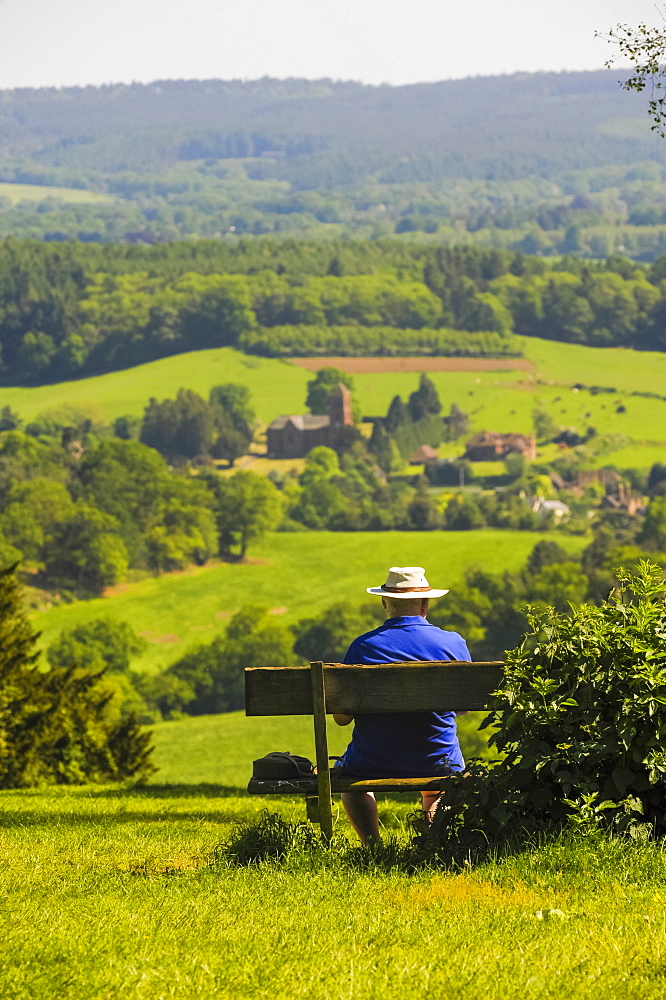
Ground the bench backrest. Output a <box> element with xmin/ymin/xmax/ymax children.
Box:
<box><xmin>245</xmin><ymin>660</ymin><xmax>505</xmax><ymax>716</ymax></box>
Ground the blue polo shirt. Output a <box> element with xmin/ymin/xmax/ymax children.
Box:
<box><xmin>339</xmin><ymin>616</ymin><xmax>470</xmax><ymax>777</ymax></box>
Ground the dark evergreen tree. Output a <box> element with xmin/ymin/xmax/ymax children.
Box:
<box><xmin>443</xmin><ymin>402</ymin><xmax>469</xmax><ymax>441</ymax></box>
<box><xmin>0</xmin><ymin>564</ymin><xmax>154</xmax><ymax>787</ymax></box>
<box><xmin>408</xmin><ymin>373</ymin><xmax>442</xmax><ymax>421</ymax></box>
<box><xmin>385</xmin><ymin>395</ymin><xmax>409</xmax><ymax>432</ymax></box>
<box><xmin>367</xmin><ymin>422</ymin><xmax>393</xmax><ymax>473</ymax></box>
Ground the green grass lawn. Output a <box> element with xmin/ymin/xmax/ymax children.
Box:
<box><xmin>0</xmin><ymin>181</ymin><xmax>114</xmax><ymax>205</ymax></box>
<box><xmin>2</xmin><ymin>777</ymin><xmax>666</xmax><ymax>998</ymax></box>
<box><xmin>590</xmin><ymin>442</ymin><xmax>666</xmax><ymax>471</ymax></box>
<box><xmin>523</xmin><ymin>336</ymin><xmax>666</xmax><ymax>396</ymax></box>
<box><xmin>147</xmin><ymin>709</ymin><xmax>494</xmax><ymax>787</ymax></box>
<box><xmin>32</xmin><ymin>529</ymin><xmax>587</xmax><ymax>671</ymax></box>
<box><xmin>0</xmin><ymin>349</ymin><xmax>310</xmax><ymax>427</ymax></box>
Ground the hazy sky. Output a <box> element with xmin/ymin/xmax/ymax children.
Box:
<box><xmin>0</xmin><ymin>0</ymin><xmax>659</xmax><ymax>90</ymax></box>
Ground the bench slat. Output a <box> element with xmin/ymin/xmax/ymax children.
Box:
<box><xmin>245</xmin><ymin>661</ymin><xmax>504</xmax><ymax>716</ymax></box>
<box><xmin>247</xmin><ymin>776</ymin><xmax>453</xmax><ymax>795</ymax></box>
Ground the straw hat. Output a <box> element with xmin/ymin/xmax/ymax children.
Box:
<box><xmin>366</xmin><ymin>566</ymin><xmax>448</xmax><ymax>599</ymax></box>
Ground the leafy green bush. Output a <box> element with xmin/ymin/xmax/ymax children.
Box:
<box><xmin>419</xmin><ymin>561</ymin><xmax>666</xmax><ymax>858</ymax></box>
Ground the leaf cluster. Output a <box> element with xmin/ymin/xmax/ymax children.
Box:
<box><xmin>604</xmin><ymin>17</ymin><xmax>666</xmax><ymax>136</ymax></box>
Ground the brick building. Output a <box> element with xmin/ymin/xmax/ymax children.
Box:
<box><xmin>464</xmin><ymin>431</ymin><xmax>537</xmax><ymax>462</ymax></box>
<box><xmin>267</xmin><ymin>384</ymin><xmax>354</xmax><ymax>458</ymax></box>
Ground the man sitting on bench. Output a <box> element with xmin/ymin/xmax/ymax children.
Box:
<box><xmin>332</xmin><ymin>565</ymin><xmax>470</xmax><ymax>844</ymax></box>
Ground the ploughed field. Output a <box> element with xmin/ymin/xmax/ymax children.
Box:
<box><xmin>290</xmin><ymin>356</ymin><xmax>537</xmax><ymax>373</ymax></box>
<box><xmin>32</xmin><ymin>529</ymin><xmax>587</xmax><ymax>673</ymax></box>
<box><xmin>3</xmin><ymin>711</ymin><xmax>666</xmax><ymax>999</ymax></box>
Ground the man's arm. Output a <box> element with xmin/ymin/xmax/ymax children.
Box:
<box><xmin>334</xmin><ymin>637</ymin><xmax>361</xmax><ymax>725</ymax></box>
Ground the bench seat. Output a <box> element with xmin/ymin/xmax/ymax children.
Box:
<box><xmin>248</xmin><ymin>775</ymin><xmax>453</xmax><ymax>795</ymax></box>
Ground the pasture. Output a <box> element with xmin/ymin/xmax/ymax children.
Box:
<box><xmin>3</xmin><ymin>337</ymin><xmax>666</xmax><ymax>471</ymax></box>
<box><xmin>148</xmin><ymin>708</ymin><xmax>496</xmax><ymax>786</ymax></box>
<box><xmin>0</xmin><ymin>349</ymin><xmax>310</xmax><ymax>427</ymax></box>
<box><xmin>0</xmin><ymin>181</ymin><xmax>113</xmax><ymax>205</ymax></box>
<box><xmin>32</xmin><ymin>529</ymin><xmax>587</xmax><ymax>672</ymax></box>
<box><xmin>2</xmin><ymin>731</ymin><xmax>666</xmax><ymax>998</ymax></box>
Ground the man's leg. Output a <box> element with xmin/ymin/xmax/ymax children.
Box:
<box><xmin>421</xmin><ymin>791</ymin><xmax>442</xmax><ymax>819</ymax></box>
<box><xmin>341</xmin><ymin>791</ymin><xmax>380</xmax><ymax>845</ymax></box>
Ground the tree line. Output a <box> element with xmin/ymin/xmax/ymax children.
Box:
<box><xmin>3</xmin><ymin>72</ymin><xmax>666</xmax><ymax>258</ymax></box>
<box><xmin>5</xmin><ymin>239</ymin><xmax>666</xmax><ymax>382</ymax></box>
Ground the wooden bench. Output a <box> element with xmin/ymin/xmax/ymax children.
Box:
<box><xmin>245</xmin><ymin>659</ymin><xmax>504</xmax><ymax>841</ymax></box>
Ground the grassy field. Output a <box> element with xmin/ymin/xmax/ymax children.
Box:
<box><xmin>2</xmin><ymin>778</ymin><xmax>666</xmax><ymax>997</ymax></box>
<box><xmin>1</xmin><ymin>705</ymin><xmax>665</xmax><ymax>997</ymax></box>
<box><xmin>2</xmin><ymin>338</ymin><xmax>666</xmax><ymax>471</ymax></box>
<box><xmin>0</xmin><ymin>349</ymin><xmax>310</xmax><ymax>426</ymax></box>
<box><xmin>147</xmin><ymin>709</ymin><xmax>494</xmax><ymax>787</ymax></box>
<box><xmin>31</xmin><ymin>529</ymin><xmax>587</xmax><ymax>671</ymax></box>
<box><xmin>522</xmin><ymin>336</ymin><xmax>666</xmax><ymax>396</ymax></box>
<box><xmin>0</xmin><ymin>181</ymin><xmax>114</xmax><ymax>205</ymax></box>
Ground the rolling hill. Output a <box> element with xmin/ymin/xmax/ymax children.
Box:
<box><xmin>1</xmin><ymin>71</ymin><xmax>665</xmax><ymax>253</ymax></box>
<box><xmin>32</xmin><ymin>529</ymin><xmax>587</xmax><ymax>672</ymax></box>
<box><xmin>4</xmin><ymin>337</ymin><xmax>666</xmax><ymax>474</ymax></box>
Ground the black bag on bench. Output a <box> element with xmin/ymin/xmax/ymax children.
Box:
<box><xmin>252</xmin><ymin>752</ymin><xmax>315</xmax><ymax>780</ymax></box>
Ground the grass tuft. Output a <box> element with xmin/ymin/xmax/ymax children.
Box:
<box><xmin>217</xmin><ymin>809</ymin><xmax>321</xmax><ymax>866</ymax></box>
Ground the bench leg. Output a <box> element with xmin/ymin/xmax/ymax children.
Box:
<box><xmin>305</xmin><ymin>795</ymin><xmax>320</xmax><ymax>823</ymax></box>
<box><xmin>310</xmin><ymin>660</ymin><xmax>333</xmax><ymax>843</ymax></box>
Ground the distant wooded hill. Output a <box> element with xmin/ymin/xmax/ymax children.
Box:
<box><xmin>0</xmin><ymin>72</ymin><xmax>659</xmax><ymax>179</ymax></box>
<box><xmin>1</xmin><ymin>72</ymin><xmax>666</xmax><ymax>256</ymax></box>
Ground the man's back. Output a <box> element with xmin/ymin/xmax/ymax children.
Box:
<box><xmin>339</xmin><ymin>615</ymin><xmax>470</xmax><ymax>778</ymax></box>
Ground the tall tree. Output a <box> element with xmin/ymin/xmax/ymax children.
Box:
<box><xmin>306</xmin><ymin>367</ymin><xmax>354</xmax><ymax>415</ymax></box>
<box><xmin>408</xmin><ymin>374</ymin><xmax>442</xmax><ymax>421</ymax></box>
<box><xmin>208</xmin><ymin>383</ymin><xmax>255</xmax><ymax>435</ymax></box>
<box><xmin>385</xmin><ymin>395</ymin><xmax>409</xmax><ymax>432</ymax></box>
<box><xmin>205</xmin><ymin>471</ymin><xmax>282</xmax><ymax>558</ymax></box>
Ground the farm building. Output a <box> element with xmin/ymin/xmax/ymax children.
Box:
<box><xmin>464</xmin><ymin>431</ymin><xmax>536</xmax><ymax>462</ymax></box>
<box><xmin>531</xmin><ymin>497</ymin><xmax>570</xmax><ymax>521</ymax></box>
<box><xmin>575</xmin><ymin>469</ymin><xmax>622</xmax><ymax>490</ymax></box>
<box><xmin>410</xmin><ymin>444</ymin><xmax>439</xmax><ymax>465</ymax></box>
<box><xmin>267</xmin><ymin>383</ymin><xmax>354</xmax><ymax>458</ymax></box>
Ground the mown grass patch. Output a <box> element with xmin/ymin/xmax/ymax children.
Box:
<box><xmin>2</xmin><ymin>782</ymin><xmax>666</xmax><ymax>998</ymax></box>
<box><xmin>31</xmin><ymin>529</ymin><xmax>587</xmax><ymax>672</ymax></box>
<box><xmin>0</xmin><ymin>182</ymin><xmax>114</xmax><ymax>205</ymax></box>
<box><xmin>147</xmin><ymin>709</ymin><xmax>495</xmax><ymax>788</ymax></box>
